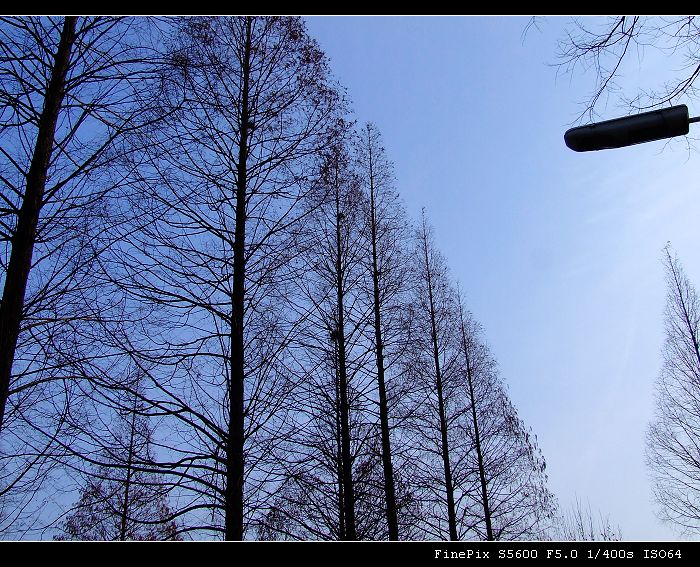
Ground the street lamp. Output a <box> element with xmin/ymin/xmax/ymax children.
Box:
<box><xmin>564</xmin><ymin>104</ymin><xmax>700</xmax><ymax>152</ymax></box>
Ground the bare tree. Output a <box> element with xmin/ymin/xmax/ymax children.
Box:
<box><xmin>355</xmin><ymin>122</ymin><xmax>414</xmax><ymax>540</ymax></box>
<box><xmin>55</xmin><ymin>371</ymin><xmax>181</xmax><ymax>541</ymax></box>
<box><xmin>0</xmin><ymin>16</ymin><xmax>165</xmax><ymax>534</ymax></box>
<box><xmin>456</xmin><ymin>291</ymin><xmax>554</xmax><ymax>540</ymax></box>
<box><xmin>255</xmin><ymin>131</ymin><xmax>422</xmax><ymax>540</ymax></box>
<box><xmin>263</xmin><ymin>140</ymin><xmax>375</xmax><ymax>540</ymax></box>
<box><xmin>647</xmin><ymin>246</ymin><xmax>700</xmax><ymax>535</ymax></box>
<box><xmin>102</xmin><ymin>16</ymin><xmax>342</xmax><ymax>540</ymax></box>
<box><xmin>0</xmin><ymin>17</ymin><xmax>77</xmax><ymax>433</ymax></box>
<box><xmin>406</xmin><ymin>211</ymin><xmax>464</xmax><ymax>540</ymax></box>
<box><xmin>457</xmin><ymin>294</ymin><xmax>493</xmax><ymax>540</ymax></box>
<box><xmin>327</xmin><ymin>152</ymin><xmax>361</xmax><ymax>540</ymax></box>
<box><xmin>0</xmin><ymin>16</ymin><xmax>162</xmax><ymax>431</ymax></box>
<box><xmin>403</xmin><ymin>214</ymin><xmax>553</xmax><ymax>541</ymax></box>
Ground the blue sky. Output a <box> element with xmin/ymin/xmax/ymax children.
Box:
<box><xmin>304</xmin><ymin>16</ymin><xmax>700</xmax><ymax>540</ymax></box>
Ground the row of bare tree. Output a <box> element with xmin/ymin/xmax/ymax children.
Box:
<box><xmin>0</xmin><ymin>15</ymin><xmax>622</xmax><ymax>541</ymax></box>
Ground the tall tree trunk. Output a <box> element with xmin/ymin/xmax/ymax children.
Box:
<box><xmin>334</xmin><ymin>166</ymin><xmax>357</xmax><ymax>540</ymax></box>
<box><xmin>366</xmin><ymin>133</ymin><xmax>399</xmax><ymax>540</ymax></box>
<box><xmin>334</xmin><ymin>343</ymin><xmax>346</xmax><ymax>539</ymax></box>
<box><xmin>119</xmin><ymin>393</ymin><xmax>139</xmax><ymax>541</ymax></box>
<box><xmin>458</xmin><ymin>301</ymin><xmax>493</xmax><ymax>541</ymax></box>
<box><xmin>0</xmin><ymin>16</ymin><xmax>77</xmax><ymax>433</ymax></box>
<box><xmin>226</xmin><ymin>16</ymin><xmax>251</xmax><ymax>542</ymax></box>
<box><xmin>421</xmin><ymin>219</ymin><xmax>458</xmax><ymax>541</ymax></box>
